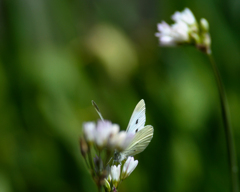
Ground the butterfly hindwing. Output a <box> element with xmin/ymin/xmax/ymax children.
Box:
<box><xmin>126</xmin><ymin>99</ymin><xmax>146</xmax><ymax>134</ymax></box>
<box><xmin>122</xmin><ymin>125</ymin><xmax>154</xmax><ymax>157</ymax></box>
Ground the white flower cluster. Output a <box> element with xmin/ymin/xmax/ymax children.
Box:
<box><xmin>83</xmin><ymin>120</ymin><xmax>133</xmax><ymax>151</ymax></box>
<box><xmin>104</xmin><ymin>157</ymin><xmax>138</xmax><ymax>192</ymax></box>
<box><xmin>80</xmin><ymin>119</ymin><xmax>137</xmax><ymax>192</ymax></box>
<box><xmin>156</xmin><ymin>8</ymin><xmax>197</xmax><ymax>46</ymax></box>
<box><xmin>155</xmin><ymin>8</ymin><xmax>211</xmax><ymax>53</ymax></box>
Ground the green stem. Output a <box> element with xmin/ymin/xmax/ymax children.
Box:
<box><xmin>83</xmin><ymin>156</ymin><xmax>90</xmax><ymax>169</ymax></box>
<box><xmin>88</xmin><ymin>147</ymin><xmax>95</xmax><ymax>175</ymax></box>
<box><xmin>105</xmin><ymin>150</ymin><xmax>113</xmax><ymax>168</ymax></box>
<box><xmin>98</xmin><ymin>185</ymin><xmax>102</xmax><ymax>192</ymax></box>
<box><xmin>208</xmin><ymin>54</ymin><xmax>239</xmax><ymax>192</ymax></box>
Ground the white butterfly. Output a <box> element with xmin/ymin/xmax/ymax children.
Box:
<box><xmin>92</xmin><ymin>99</ymin><xmax>154</xmax><ymax>163</ymax></box>
<box><xmin>113</xmin><ymin>99</ymin><xmax>154</xmax><ymax>162</ymax></box>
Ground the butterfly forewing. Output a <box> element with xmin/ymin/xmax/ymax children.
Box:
<box><xmin>126</xmin><ymin>99</ymin><xmax>146</xmax><ymax>134</ymax></box>
<box><xmin>123</xmin><ymin>125</ymin><xmax>154</xmax><ymax>157</ymax></box>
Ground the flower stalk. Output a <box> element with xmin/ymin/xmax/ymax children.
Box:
<box><xmin>208</xmin><ymin>54</ymin><xmax>239</xmax><ymax>192</ymax></box>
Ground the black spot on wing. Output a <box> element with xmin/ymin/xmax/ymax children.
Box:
<box><xmin>136</xmin><ymin>119</ymin><xmax>138</xmax><ymax>124</ymax></box>
<box><xmin>135</xmin><ymin>129</ymin><xmax>138</xmax><ymax>133</ymax></box>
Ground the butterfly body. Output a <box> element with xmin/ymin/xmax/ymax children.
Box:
<box><xmin>113</xmin><ymin>151</ymin><xmax>126</xmax><ymax>163</ymax></box>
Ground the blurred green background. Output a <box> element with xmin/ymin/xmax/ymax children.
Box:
<box><xmin>1</xmin><ymin>0</ymin><xmax>240</xmax><ymax>191</ymax></box>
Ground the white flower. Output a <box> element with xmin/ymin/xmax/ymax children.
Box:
<box><xmin>156</xmin><ymin>21</ymin><xmax>189</xmax><ymax>46</ymax></box>
<box><xmin>116</xmin><ymin>132</ymin><xmax>134</xmax><ymax>151</ymax></box>
<box><xmin>110</xmin><ymin>165</ymin><xmax>121</xmax><ymax>188</ymax></box>
<box><xmin>171</xmin><ymin>8</ymin><xmax>196</xmax><ymax>25</ymax></box>
<box><xmin>109</xmin><ymin>131</ymin><xmax>134</xmax><ymax>151</ymax></box>
<box><xmin>94</xmin><ymin>120</ymin><xmax>119</xmax><ymax>148</ymax></box>
<box><xmin>83</xmin><ymin>120</ymin><xmax>125</xmax><ymax>150</ymax></box>
<box><xmin>106</xmin><ymin>123</ymin><xmax>120</xmax><ymax>148</ymax></box>
<box><xmin>110</xmin><ymin>124</ymin><xmax>120</xmax><ymax>137</ymax></box>
<box><xmin>155</xmin><ymin>8</ymin><xmax>198</xmax><ymax>46</ymax></box>
<box><xmin>121</xmin><ymin>156</ymin><xmax>138</xmax><ymax>180</ymax></box>
<box><xmin>83</xmin><ymin>122</ymin><xmax>96</xmax><ymax>142</ymax></box>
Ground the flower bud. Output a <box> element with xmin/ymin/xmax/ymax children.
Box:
<box><xmin>79</xmin><ymin>137</ymin><xmax>88</xmax><ymax>158</ymax></box>
<box><xmin>104</xmin><ymin>179</ymin><xmax>111</xmax><ymax>192</ymax></box>
<box><xmin>107</xmin><ymin>173</ymin><xmax>112</xmax><ymax>183</ymax></box>
<box><xmin>202</xmin><ymin>33</ymin><xmax>211</xmax><ymax>54</ymax></box>
<box><xmin>110</xmin><ymin>165</ymin><xmax>121</xmax><ymax>188</ymax></box>
<box><xmin>121</xmin><ymin>156</ymin><xmax>138</xmax><ymax>180</ymax></box>
<box><xmin>200</xmin><ymin>18</ymin><xmax>209</xmax><ymax>32</ymax></box>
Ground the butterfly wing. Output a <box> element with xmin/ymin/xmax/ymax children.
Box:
<box><xmin>122</xmin><ymin>125</ymin><xmax>154</xmax><ymax>157</ymax></box>
<box><xmin>126</xmin><ymin>99</ymin><xmax>146</xmax><ymax>134</ymax></box>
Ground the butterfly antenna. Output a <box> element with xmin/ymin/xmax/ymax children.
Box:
<box><xmin>92</xmin><ymin>100</ymin><xmax>105</xmax><ymax>122</ymax></box>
